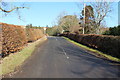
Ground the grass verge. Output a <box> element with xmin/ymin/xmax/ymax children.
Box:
<box><xmin>0</xmin><ymin>36</ymin><xmax>47</xmax><ymax>75</ymax></box>
<box><xmin>63</xmin><ymin>37</ymin><xmax>120</xmax><ymax>62</ymax></box>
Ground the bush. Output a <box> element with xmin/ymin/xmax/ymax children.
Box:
<box><xmin>64</xmin><ymin>33</ymin><xmax>120</xmax><ymax>58</ymax></box>
<box><xmin>103</xmin><ymin>25</ymin><xmax>120</xmax><ymax>36</ymax></box>
<box><xmin>25</xmin><ymin>28</ymin><xmax>44</xmax><ymax>42</ymax></box>
<box><xmin>0</xmin><ymin>26</ymin><xmax>2</xmax><ymax>54</ymax></box>
<box><xmin>2</xmin><ymin>23</ymin><xmax>27</xmax><ymax>57</ymax></box>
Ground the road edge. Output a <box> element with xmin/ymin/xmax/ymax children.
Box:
<box><xmin>1</xmin><ymin>36</ymin><xmax>47</xmax><ymax>76</ymax></box>
<box><xmin>63</xmin><ymin>37</ymin><xmax>120</xmax><ymax>64</ymax></box>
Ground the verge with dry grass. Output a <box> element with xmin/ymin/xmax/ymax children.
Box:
<box><xmin>1</xmin><ymin>36</ymin><xmax>47</xmax><ymax>75</ymax></box>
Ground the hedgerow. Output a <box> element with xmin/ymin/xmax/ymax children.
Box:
<box><xmin>63</xmin><ymin>33</ymin><xmax>120</xmax><ymax>58</ymax></box>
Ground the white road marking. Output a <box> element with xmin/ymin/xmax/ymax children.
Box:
<box><xmin>56</xmin><ymin>38</ymin><xmax>58</xmax><ymax>41</ymax></box>
<box><xmin>55</xmin><ymin>37</ymin><xmax>69</xmax><ymax>59</ymax></box>
<box><xmin>61</xmin><ymin>47</ymin><xmax>69</xmax><ymax>59</ymax></box>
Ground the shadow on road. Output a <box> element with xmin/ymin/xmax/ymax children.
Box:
<box><xmin>54</xmin><ymin>38</ymin><xmax>120</xmax><ymax>78</ymax></box>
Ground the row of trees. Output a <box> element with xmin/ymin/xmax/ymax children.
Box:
<box><xmin>1</xmin><ymin>1</ymin><xmax>118</xmax><ymax>36</ymax></box>
<box><xmin>103</xmin><ymin>25</ymin><xmax>120</xmax><ymax>36</ymax></box>
<box><xmin>26</xmin><ymin>24</ymin><xmax>42</xmax><ymax>29</ymax></box>
<box><xmin>46</xmin><ymin>26</ymin><xmax>60</xmax><ymax>36</ymax></box>
<box><xmin>25</xmin><ymin>24</ymin><xmax>45</xmax><ymax>35</ymax></box>
<box><xmin>48</xmin><ymin>2</ymin><xmax>113</xmax><ymax>35</ymax></box>
<box><xmin>46</xmin><ymin>15</ymin><xmax>80</xmax><ymax>36</ymax></box>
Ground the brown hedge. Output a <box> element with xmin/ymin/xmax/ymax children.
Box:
<box><xmin>1</xmin><ymin>23</ymin><xmax>27</xmax><ymax>57</ymax></box>
<box><xmin>0</xmin><ymin>26</ymin><xmax>2</xmax><ymax>54</ymax></box>
<box><xmin>64</xmin><ymin>33</ymin><xmax>120</xmax><ymax>58</ymax></box>
<box><xmin>25</xmin><ymin>28</ymin><xmax>44</xmax><ymax>42</ymax></box>
<box><xmin>1</xmin><ymin>23</ymin><xmax>44</xmax><ymax>57</ymax></box>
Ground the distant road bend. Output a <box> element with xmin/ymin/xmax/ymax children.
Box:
<box><xmin>8</xmin><ymin>36</ymin><xmax>120</xmax><ymax>78</ymax></box>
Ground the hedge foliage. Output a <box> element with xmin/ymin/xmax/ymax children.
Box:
<box><xmin>63</xmin><ymin>33</ymin><xmax>120</xmax><ymax>58</ymax></box>
<box><xmin>0</xmin><ymin>26</ymin><xmax>2</xmax><ymax>54</ymax></box>
<box><xmin>1</xmin><ymin>23</ymin><xmax>44</xmax><ymax>57</ymax></box>
<box><xmin>26</xmin><ymin>28</ymin><xmax>44</xmax><ymax>42</ymax></box>
<box><xmin>2</xmin><ymin>23</ymin><xmax>27</xmax><ymax>57</ymax></box>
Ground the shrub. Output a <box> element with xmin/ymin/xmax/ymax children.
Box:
<box><xmin>103</xmin><ymin>25</ymin><xmax>120</xmax><ymax>36</ymax></box>
<box><xmin>25</xmin><ymin>28</ymin><xmax>44</xmax><ymax>42</ymax></box>
<box><xmin>1</xmin><ymin>23</ymin><xmax>27</xmax><ymax>57</ymax></box>
<box><xmin>64</xmin><ymin>33</ymin><xmax>120</xmax><ymax>58</ymax></box>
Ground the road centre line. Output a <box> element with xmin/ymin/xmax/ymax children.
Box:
<box><xmin>55</xmin><ymin>37</ymin><xmax>69</xmax><ymax>59</ymax></box>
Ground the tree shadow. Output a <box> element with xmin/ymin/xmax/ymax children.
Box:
<box><xmin>55</xmin><ymin>44</ymin><xmax>120</xmax><ymax>78</ymax></box>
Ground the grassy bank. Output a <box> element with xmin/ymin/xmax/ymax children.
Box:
<box><xmin>63</xmin><ymin>37</ymin><xmax>120</xmax><ymax>62</ymax></box>
<box><xmin>1</xmin><ymin>36</ymin><xmax>47</xmax><ymax>75</ymax></box>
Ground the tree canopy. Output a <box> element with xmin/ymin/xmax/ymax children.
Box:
<box><xmin>103</xmin><ymin>25</ymin><xmax>120</xmax><ymax>36</ymax></box>
<box><xmin>58</xmin><ymin>15</ymin><xmax>80</xmax><ymax>33</ymax></box>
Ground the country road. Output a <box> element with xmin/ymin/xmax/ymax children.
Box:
<box><xmin>7</xmin><ymin>37</ymin><xmax>120</xmax><ymax>78</ymax></box>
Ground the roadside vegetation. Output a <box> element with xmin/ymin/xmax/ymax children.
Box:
<box><xmin>64</xmin><ymin>37</ymin><xmax>120</xmax><ymax>62</ymax></box>
<box><xmin>0</xmin><ymin>1</ymin><xmax>47</xmax><ymax>76</ymax></box>
<box><xmin>103</xmin><ymin>25</ymin><xmax>120</xmax><ymax>36</ymax></box>
<box><xmin>1</xmin><ymin>23</ymin><xmax>44</xmax><ymax>57</ymax></box>
<box><xmin>47</xmin><ymin>2</ymin><xmax>112</xmax><ymax>35</ymax></box>
<box><xmin>46</xmin><ymin>2</ymin><xmax>120</xmax><ymax>62</ymax></box>
<box><xmin>0</xmin><ymin>0</ymin><xmax>119</xmax><ymax>76</ymax></box>
<box><xmin>1</xmin><ymin>36</ymin><xmax>47</xmax><ymax>75</ymax></box>
<box><xmin>0</xmin><ymin>22</ymin><xmax>46</xmax><ymax>75</ymax></box>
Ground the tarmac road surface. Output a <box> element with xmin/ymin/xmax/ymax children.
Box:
<box><xmin>7</xmin><ymin>37</ymin><xmax>120</xmax><ymax>78</ymax></box>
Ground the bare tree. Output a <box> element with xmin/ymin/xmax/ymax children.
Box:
<box><xmin>90</xmin><ymin>1</ymin><xmax>112</xmax><ymax>34</ymax></box>
<box><xmin>0</xmin><ymin>0</ymin><xmax>29</xmax><ymax>20</ymax></box>
<box><xmin>79</xmin><ymin>1</ymin><xmax>112</xmax><ymax>34</ymax></box>
<box><xmin>53</xmin><ymin>11</ymin><xmax>67</xmax><ymax>33</ymax></box>
<box><xmin>0</xmin><ymin>0</ymin><xmax>28</xmax><ymax>13</ymax></box>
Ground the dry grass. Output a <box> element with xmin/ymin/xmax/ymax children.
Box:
<box><xmin>63</xmin><ymin>37</ymin><xmax>120</xmax><ymax>62</ymax></box>
<box><xmin>1</xmin><ymin>36</ymin><xmax>47</xmax><ymax>75</ymax></box>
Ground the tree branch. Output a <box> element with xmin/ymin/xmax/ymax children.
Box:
<box><xmin>0</xmin><ymin>7</ymin><xmax>29</xmax><ymax>13</ymax></box>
